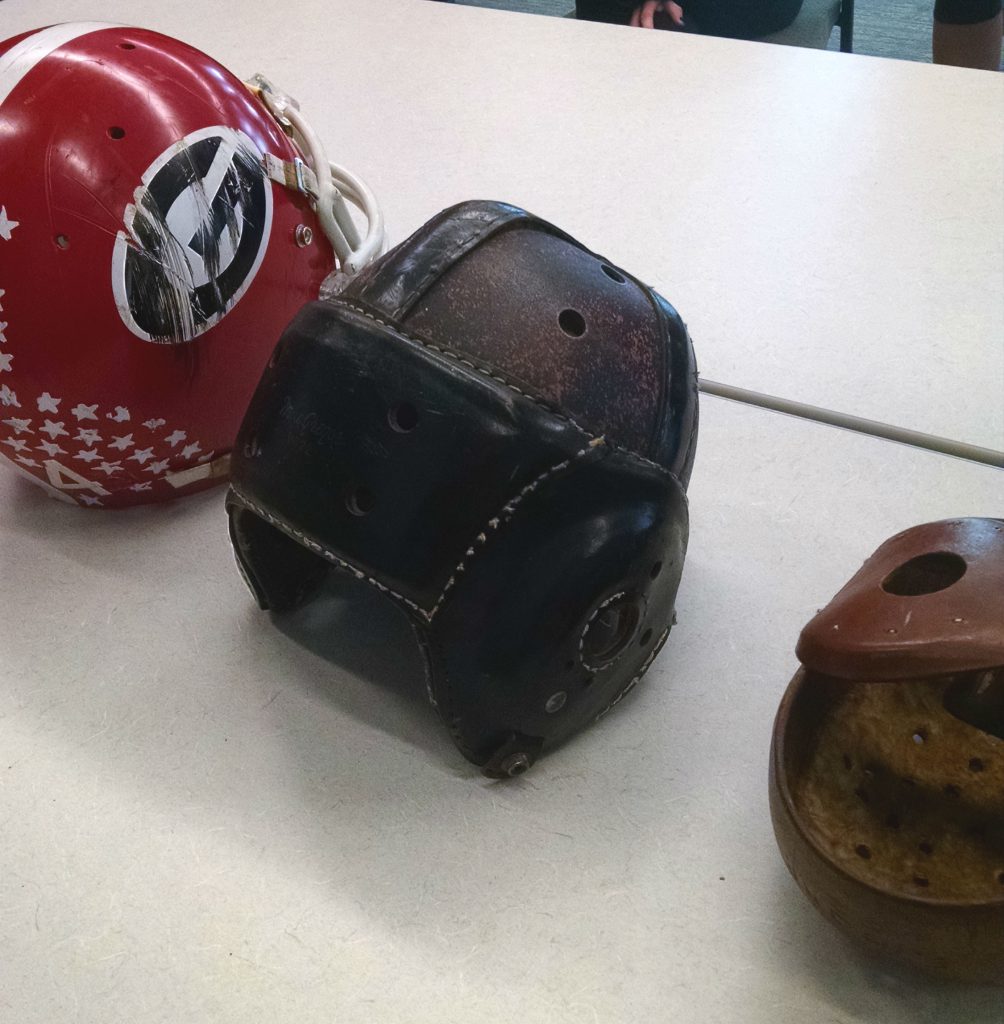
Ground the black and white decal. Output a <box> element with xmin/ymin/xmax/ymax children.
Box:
<box><xmin>112</xmin><ymin>127</ymin><xmax>273</xmax><ymax>343</ymax></box>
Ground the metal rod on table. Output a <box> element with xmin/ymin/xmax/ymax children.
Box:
<box><xmin>698</xmin><ymin>378</ymin><xmax>1004</xmax><ymax>469</ymax></box>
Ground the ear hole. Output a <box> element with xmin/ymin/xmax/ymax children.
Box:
<box><xmin>581</xmin><ymin>596</ymin><xmax>640</xmax><ymax>666</ymax></box>
<box><xmin>108</xmin><ymin>126</ymin><xmax>126</xmax><ymax>140</ymax></box>
<box><xmin>600</xmin><ymin>264</ymin><xmax>626</xmax><ymax>284</ymax></box>
<box><xmin>558</xmin><ymin>308</ymin><xmax>587</xmax><ymax>338</ymax></box>
<box><xmin>118</xmin><ymin>42</ymin><xmax>136</xmax><ymax>50</ymax></box>
<box><xmin>881</xmin><ymin>551</ymin><xmax>966</xmax><ymax>596</ymax></box>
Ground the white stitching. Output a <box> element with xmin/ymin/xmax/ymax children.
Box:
<box><xmin>426</xmin><ymin>441</ymin><xmax>602</xmax><ymax>621</ymax></box>
<box><xmin>231</xmin><ymin>489</ymin><xmax>428</xmax><ymax>618</ymax></box>
<box><xmin>338</xmin><ymin>301</ymin><xmax>598</xmax><ymax>438</ymax></box>
<box><xmin>578</xmin><ymin>590</ymin><xmax>629</xmax><ymax>673</ymax></box>
<box><xmin>340</xmin><ymin>301</ymin><xmax>678</xmax><ymax>483</ymax></box>
<box><xmin>594</xmin><ymin>625</ymin><xmax>671</xmax><ymax>721</ymax></box>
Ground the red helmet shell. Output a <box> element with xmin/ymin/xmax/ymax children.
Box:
<box><xmin>0</xmin><ymin>24</ymin><xmax>332</xmax><ymax>507</ymax></box>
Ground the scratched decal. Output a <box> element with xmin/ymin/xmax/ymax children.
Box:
<box><xmin>110</xmin><ymin>126</ymin><xmax>273</xmax><ymax>344</ymax></box>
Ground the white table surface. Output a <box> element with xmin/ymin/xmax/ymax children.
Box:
<box><xmin>4</xmin><ymin>0</ymin><xmax>1001</xmax><ymax>451</ymax></box>
<box><xmin>1</xmin><ymin>5</ymin><xmax>1003</xmax><ymax>1021</ymax></box>
<box><xmin>1</xmin><ymin>394</ymin><xmax>1002</xmax><ymax>1024</ymax></box>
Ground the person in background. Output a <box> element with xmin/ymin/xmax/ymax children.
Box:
<box><xmin>933</xmin><ymin>0</ymin><xmax>1002</xmax><ymax>68</ymax></box>
<box><xmin>575</xmin><ymin>0</ymin><xmax>803</xmax><ymax>39</ymax></box>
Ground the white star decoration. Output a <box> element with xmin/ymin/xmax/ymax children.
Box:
<box><xmin>106</xmin><ymin>406</ymin><xmax>130</xmax><ymax>422</ymax></box>
<box><xmin>0</xmin><ymin>207</ymin><xmax>18</xmax><ymax>242</ymax></box>
<box><xmin>143</xmin><ymin>418</ymin><xmax>166</xmax><ymax>430</ymax></box>
<box><xmin>164</xmin><ymin>430</ymin><xmax>187</xmax><ymax>447</ymax></box>
<box><xmin>74</xmin><ymin>449</ymin><xmax>101</xmax><ymax>463</ymax></box>
<box><xmin>75</xmin><ymin>428</ymin><xmax>101</xmax><ymax>446</ymax></box>
<box><xmin>2</xmin><ymin>438</ymin><xmax>27</xmax><ymax>452</ymax></box>
<box><xmin>36</xmin><ymin>440</ymin><xmax>66</xmax><ymax>457</ymax></box>
<box><xmin>0</xmin><ymin>289</ymin><xmax>5</xmax><ymax>311</ymax></box>
<box><xmin>0</xmin><ymin>322</ymin><xmax>7</xmax><ymax>344</ymax></box>
<box><xmin>71</xmin><ymin>403</ymin><xmax>98</xmax><ymax>421</ymax></box>
<box><xmin>109</xmin><ymin>433</ymin><xmax>134</xmax><ymax>451</ymax></box>
<box><xmin>130</xmin><ymin>481</ymin><xmax>151</xmax><ymax>492</ymax></box>
<box><xmin>37</xmin><ymin>393</ymin><xmax>61</xmax><ymax>414</ymax></box>
<box><xmin>0</xmin><ymin>385</ymin><xmax>19</xmax><ymax>408</ymax></box>
<box><xmin>97</xmin><ymin>461</ymin><xmax>122</xmax><ymax>476</ymax></box>
<box><xmin>15</xmin><ymin>455</ymin><xmax>38</xmax><ymax>468</ymax></box>
<box><xmin>129</xmin><ymin>447</ymin><xmax>154</xmax><ymax>464</ymax></box>
<box><xmin>3</xmin><ymin>417</ymin><xmax>32</xmax><ymax>434</ymax></box>
<box><xmin>180</xmin><ymin>442</ymin><xmax>202</xmax><ymax>459</ymax></box>
<box><xmin>0</xmin><ymin>353</ymin><xmax>11</xmax><ymax>373</ymax></box>
<box><xmin>79</xmin><ymin>495</ymin><xmax>103</xmax><ymax>507</ymax></box>
<box><xmin>145</xmin><ymin>459</ymin><xmax>170</xmax><ymax>475</ymax></box>
<box><xmin>39</xmin><ymin>420</ymin><xmax>68</xmax><ymax>440</ymax></box>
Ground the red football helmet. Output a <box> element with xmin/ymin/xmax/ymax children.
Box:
<box><xmin>0</xmin><ymin>23</ymin><xmax>383</xmax><ymax>507</ymax></box>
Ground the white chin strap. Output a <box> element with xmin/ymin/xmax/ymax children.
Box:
<box><xmin>246</xmin><ymin>74</ymin><xmax>385</xmax><ymax>276</ymax></box>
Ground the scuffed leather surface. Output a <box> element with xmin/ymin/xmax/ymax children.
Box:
<box><xmin>346</xmin><ymin>201</ymin><xmax>699</xmax><ymax>486</ymax></box>
<box><xmin>228</xmin><ymin>201</ymin><xmax>699</xmax><ymax>774</ymax></box>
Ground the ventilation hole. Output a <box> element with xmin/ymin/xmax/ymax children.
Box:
<box><xmin>583</xmin><ymin>675</ymin><xmax>595</xmax><ymax>689</ymax></box>
<box><xmin>855</xmin><ymin>844</ymin><xmax>871</xmax><ymax>859</ymax></box>
<box><xmin>854</xmin><ymin>787</ymin><xmax>870</xmax><ymax>804</ymax></box>
<box><xmin>969</xmin><ymin>758</ymin><xmax>985</xmax><ymax>773</ymax></box>
<box><xmin>118</xmin><ymin>41</ymin><xmax>136</xmax><ymax>49</ymax></box>
<box><xmin>107</xmin><ymin>126</ymin><xmax>126</xmax><ymax>140</ymax></box>
<box><xmin>388</xmin><ymin>403</ymin><xmax>418</xmax><ymax>433</ymax></box>
<box><xmin>600</xmin><ymin>263</ymin><xmax>626</xmax><ymax>284</ymax></box>
<box><xmin>912</xmin><ymin>729</ymin><xmax>927</xmax><ymax>745</ymax></box>
<box><xmin>345</xmin><ymin>487</ymin><xmax>375</xmax><ymax>517</ymax></box>
<box><xmin>913</xmin><ymin>876</ymin><xmax>930</xmax><ymax>888</ymax></box>
<box><xmin>558</xmin><ymin>308</ymin><xmax>587</xmax><ymax>338</ymax></box>
<box><xmin>944</xmin><ymin>784</ymin><xmax>961</xmax><ymax>799</ymax></box>
<box><xmin>919</xmin><ymin>841</ymin><xmax>934</xmax><ymax>856</ymax></box>
<box><xmin>650</xmin><ymin>561</ymin><xmax>662</xmax><ymax>580</ymax></box>
<box><xmin>564</xmin><ymin>659</ymin><xmax>576</xmax><ymax>672</ymax></box>
<box><xmin>54</xmin><ymin>234</ymin><xmax>70</xmax><ymax>250</ymax></box>
<box><xmin>881</xmin><ymin>551</ymin><xmax>967</xmax><ymax>596</ymax></box>
<box><xmin>639</xmin><ymin>628</ymin><xmax>653</xmax><ymax>646</ymax></box>
<box><xmin>242</xmin><ymin>438</ymin><xmax>260</xmax><ymax>459</ymax></box>
<box><xmin>842</xmin><ymin>754</ymin><xmax>853</xmax><ymax>770</ymax></box>
<box><xmin>885</xmin><ymin>813</ymin><xmax>901</xmax><ymax>830</ymax></box>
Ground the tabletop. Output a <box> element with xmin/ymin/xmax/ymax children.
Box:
<box><xmin>1</xmin><ymin>393</ymin><xmax>1002</xmax><ymax>1024</ymax></box>
<box><xmin>4</xmin><ymin>0</ymin><xmax>1001</xmax><ymax>451</ymax></box>
<box><xmin>0</xmin><ymin>3</ymin><xmax>1002</xmax><ymax>1022</ymax></box>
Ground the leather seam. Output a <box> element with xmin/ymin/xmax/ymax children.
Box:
<box><xmin>426</xmin><ymin>439</ymin><xmax>605</xmax><ymax>622</ymax></box>
<box><xmin>229</xmin><ymin>488</ymin><xmax>430</xmax><ymax>619</ymax></box>
<box><xmin>594</xmin><ymin>625</ymin><xmax>671</xmax><ymax>721</ymax></box>
<box><xmin>338</xmin><ymin>301</ymin><xmax>678</xmax><ymax>482</ymax></box>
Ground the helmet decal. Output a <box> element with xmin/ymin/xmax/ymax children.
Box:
<box><xmin>111</xmin><ymin>127</ymin><xmax>273</xmax><ymax>344</ymax></box>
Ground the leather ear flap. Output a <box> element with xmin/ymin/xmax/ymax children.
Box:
<box><xmin>228</xmin><ymin>501</ymin><xmax>330</xmax><ymax>613</ymax></box>
<box><xmin>427</xmin><ymin>449</ymin><xmax>689</xmax><ymax>773</ymax></box>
